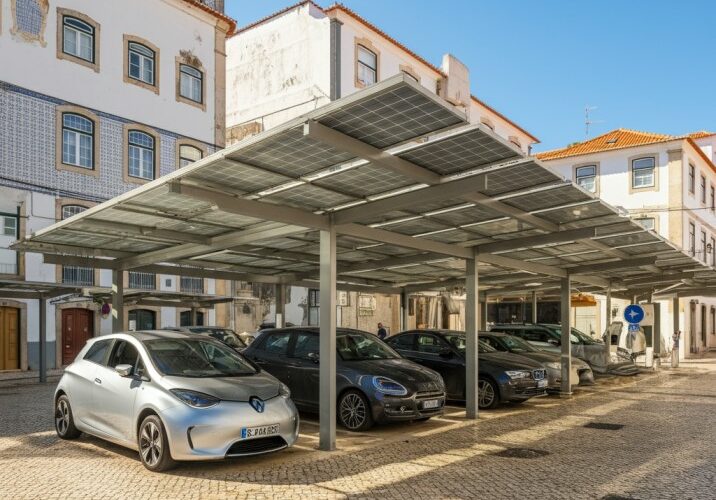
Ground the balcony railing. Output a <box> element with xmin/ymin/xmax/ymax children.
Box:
<box><xmin>128</xmin><ymin>272</ymin><xmax>155</xmax><ymax>290</ymax></box>
<box><xmin>62</xmin><ymin>266</ymin><xmax>94</xmax><ymax>286</ymax></box>
<box><xmin>180</xmin><ymin>276</ymin><xmax>204</xmax><ymax>294</ymax></box>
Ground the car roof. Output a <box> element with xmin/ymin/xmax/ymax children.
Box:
<box><xmin>397</xmin><ymin>329</ymin><xmax>495</xmax><ymax>336</ymax></box>
<box><xmin>259</xmin><ymin>326</ymin><xmax>372</xmax><ymax>335</ymax></box>
<box><xmin>95</xmin><ymin>330</ymin><xmax>197</xmax><ymax>342</ymax></box>
<box><xmin>492</xmin><ymin>324</ymin><xmax>548</xmax><ymax>329</ymax></box>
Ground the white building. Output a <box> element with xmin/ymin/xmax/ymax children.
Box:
<box><xmin>224</xmin><ymin>1</ymin><xmax>540</xmax><ymax>332</ymax></box>
<box><xmin>0</xmin><ymin>0</ymin><xmax>235</xmax><ymax>371</ymax></box>
<box><xmin>539</xmin><ymin>128</ymin><xmax>716</xmax><ymax>358</ymax></box>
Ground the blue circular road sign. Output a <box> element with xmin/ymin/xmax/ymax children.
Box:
<box><xmin>624</xmin><ymin>304</ymin><xmax>645</xmax><ymax>324</ymax></box>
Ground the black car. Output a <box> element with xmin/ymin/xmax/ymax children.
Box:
<box><xmin>386</xmin><ymin>329</ymin><xmax>548</xmax><ymax>409</ymax></box>
<box><xmin>242</xmin><ymin>327</ymin><xmax>446</xmax><ymax>431</ymax></box>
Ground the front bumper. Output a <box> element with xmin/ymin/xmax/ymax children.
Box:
<box><xmin>159</xmin><ymin>396</ymin><xmax>299</xmax><ymax>461</ymax></box>
<box><xmin>546</xmin><ymin>366</ymin><xmax>581</xmax><ymax>391</ymax></box>
<box><xmin>500</xmin><ymin>379</ymin><xmax>547</xmax><ymax>402</ymax></box>
<box><xmin>373</xmin><ymin>390</ymin><xmax>446</xmax><ymax>423</ymax></box>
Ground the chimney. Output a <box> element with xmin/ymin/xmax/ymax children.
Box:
<box><xmin>439</xmin><ymin>54</ymin><xmax>470</xmax><ymax>112</ymax></box>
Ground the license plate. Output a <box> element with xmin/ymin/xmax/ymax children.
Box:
<box><xmin>537</xmin><ymin>379</ymin><xmax>548</xmax><ymax>388</ymax></box>
<box><xmin>240</xmin><ymin>424</ymin><xmax>279</xmax><ymax>439</ymax></box>
<box><xmin>421</xmin><ymin>399</ymin><xmax>440</xmax><ymax>409</ymax></box>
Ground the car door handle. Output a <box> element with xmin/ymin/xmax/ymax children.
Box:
<box><xmin>94</xmin><ymin>378</ymin><xmax>102</xmax><ymax>385</ymax></box>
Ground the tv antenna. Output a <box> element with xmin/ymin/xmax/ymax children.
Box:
<box><xmin>585</xmin><ymin>105</ymin><xmax>604</xmax><ymax>136</ymax></box>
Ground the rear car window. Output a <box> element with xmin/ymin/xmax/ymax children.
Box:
<box><xmin>390</xmin><ymin>335</ymin><xmax>415</xmax><ymax>350</ymax></box>
<box><xmin>83</xmin><ymin>339</ymin><xmax>112</xmax><ymax>365</ymax></box>
<box><xmin>293</xmin><ymin>332</ymin><xmax>319</xmax><ymax>358</ymax></box>
<box><xmin>261</xmin><ymin>331</ymin><xmax>292</xmax><ymax>355</ymax></box>
<box><xmin>417</xmin><ymin>335</ymin><xmax>443</xmax><ymax>354</ymax></box>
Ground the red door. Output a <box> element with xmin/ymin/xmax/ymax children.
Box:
<box><xmin>62</xmin><ymin>309</ymin><xmax>93</xmax><ymax>365</ymax></box>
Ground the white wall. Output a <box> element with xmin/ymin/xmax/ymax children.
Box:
<box><xmin>0</xmin><ymin>0</ymin><xmax>219</xmax><ymax>143</ymax></box>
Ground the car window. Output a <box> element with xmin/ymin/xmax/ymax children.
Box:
<box><xmin>336</xmin><ymin>331</ymin><xmax>399</xmax><ymax>361</ymax></box>
<box><xmin>293</xmin><ymin>332</ymin><xmax>319</xmax><ymax>359</ymax></box>
<box><xmin>261</xmin><ymin>331</ymin><xmax>292</xmax><ymax>356</ymax></box>
<box><xmin>389</xmin><ymin>334</ymin><xmax>415</xmax><ymax>350</ymax></box>
<box><xmin>416</xmin><ymin>334</ymin><xmax>443</xmax><ymax>354</ymax></box>
<box><xmin>481</xmin><ymin>336</ymin><xmax>504</xmax><ymax>351</ymax></box>
<box><xmin>83</xmin><ymin>339</ymin><xmax>112</xmax><ymax>365</ymax></box>
<box><xmin>522</xmin><ymin>329</ymin><xmax>549</xmax><ymax>342</ymax></box>
<box><xmin>188</xmin><ymin>328</ymin><xmax>247</xmax><ymax>349</ymax></box>
<box><xmin>107</xmin><ymin>340</ymin><xmax>139</xmax><ymax>370</ymax></box>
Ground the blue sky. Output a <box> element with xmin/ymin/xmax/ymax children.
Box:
<box><xmin>225</xmin><ymin>1</ymin><xmax>716</xmax><ymax>151</ymax></box>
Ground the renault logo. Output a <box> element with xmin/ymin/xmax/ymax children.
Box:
<box><xmin>249</xmin><ymin>396</ymin><xmax>265</xmax><ymax>413</ymax></box>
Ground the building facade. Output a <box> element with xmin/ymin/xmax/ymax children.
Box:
<box><xmin>539</xmin><ymin>129</ymin><xmax>716</xmax><ymax>358</ymax></box>
<box><xmin>223</xmin><ymin>1</ymin><xmax>540</xmax><ymax>334</ymax></box>
<box><xmin>0</xmin><ymin>0</ymin><xmax>234</xmax><ymax>371</ymax></box>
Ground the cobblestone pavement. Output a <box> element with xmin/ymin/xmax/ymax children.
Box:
<box><xmin>2</xmin><ymin>360</ymin><xmax>716</xmax><ymax>499</ymax></box>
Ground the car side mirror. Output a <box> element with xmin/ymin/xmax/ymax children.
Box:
<box><xmin>307</xmin><ymin>352</ymin><xmax>319</xmax><ymax>363</ymax></box>
<box><xmin>439</xmin><ymin>347</ymin><xmax>453</xmax><ymax>358</ymax></box>
<box><xmin>547</xmin><ymin>339</ymin><xmax>560</xmax><ymax>346</ymax></box>
<box><xmin>115</xmin><ymin>364</ymin><xmax>133</xmax><ymax>377</ymax></box>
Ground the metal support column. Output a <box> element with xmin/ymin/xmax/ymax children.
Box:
<box><xmin>275</xmin><ymin>285</ymin><xmax>286</xmax><ymax>328</ymax></box>
<box><xmin>465</xmin><ymin>252</ymin><xmax>479</xmax><ymax>419</ymax></box>
<box><xmin>190</xmin><ymin>307</ymin><xmax>198</xmax><ymax>325</ymax></box>
<box><xmin>560</xmin><ymin>276</ymin><xmax>572</xmax><ymax>395</ymax></box>
<box><xmin>605</xmin><ymin>285</ymin><xmax>612</xmax><ymax>355</ymax></box>
<box><xmin>319</xmin><ymin>221</ymin><xmax>337</xmax><ymax>451</ymax></box>
<box><xmin>39</xmin><ymin>296</ymin><xmax>47</xmax><ymax>383</ymax></box>
<box><xmin>531</xmin><ymin>291</ymin><xmax>538</xmax><ymax>323</ymax></box>
<box><xmin>111</xmin><ymin>269</ymin><xmax>124</xmax><ymax>333</ymax></box>
<box><xmin>400</xmin><ymin>289</ymin><xmax>409</xmax><ymax>332</ymax></box>
<box><xmin>479</xmin><ymin>298</ymin><xmax>488</xmax><ymax>331</ymax></box>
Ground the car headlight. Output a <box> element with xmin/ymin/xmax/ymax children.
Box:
<box><xmin>279</xmin><ymin>382</ymin><xmax>291</xmax><ymax>398</ymax></box>
<box><xmin>505</xmin><ymin>370</ymin><xmax>531</xmax><ymax>380</ymax></box>
<box><xmin>372</xmin><ymin>376</ymin><xmax>408</xmax><ymax>396</ymax></box>
<box><xmin>170</xmin><ymin>389</ymin><xmax>220</xmax><ymax>408</ymax></box>
<box><xmin>546</xmin><ymin>362</ymin><xmax>561</xmax><ymax>370</ymax></box>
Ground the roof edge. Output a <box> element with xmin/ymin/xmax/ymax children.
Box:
<box><xmin>471</xmin><ymin>95</ymin><xmax>539</xmax><ymax>144</ymax></box>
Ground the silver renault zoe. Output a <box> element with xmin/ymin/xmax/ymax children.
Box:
<box><xmin>54</xmin><ymin>330</ymin><xmax>299</xmax><ymax>472</ymax></box>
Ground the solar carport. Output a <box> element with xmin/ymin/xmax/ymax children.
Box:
<box><xmin>14</xmin><ymin>75</ymin><xmax>716</xmax><ymax>450</ymax></box>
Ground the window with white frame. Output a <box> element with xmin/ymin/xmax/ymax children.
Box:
<box><xmin>62</xmin><ymin>16</ymin><xmax>94</xmax><ymax>62</ymax></box>
<box><xmin>701</xmin><ymin>230</ymin><xmax>708</xmax><ymax>262</ymax></box>
<box><xmin>357</xmin><ymin>45</ymin><xmax>377</xmax><ymax>85</ymax></box>
<box><xmin>128</xmin><ymin>130</ymin><xmax>155</xmax><ymax>180</ymax></box>
<box><xmin>128</xmin><ymin>42</ymin><xmax>155</xmax><ymax>85</ymax></box>
<box><xmin>179</xmin><ymin>64</ymin><xmax>203</xmax><ymax>103</ymax></box>
<box><xmin>688</xmin><ymin>164</ymin><xmax>695</xmax><ymax>193</ymax></box>
<box><xmin>179</xmin><ymin>144</ymin><xmax>202</xmax><ymax>168</ymax></box>
<box><xmin>62</xmin><ymin>113</ymin><xmax>94</xmax><ymax>169</ymax></box>
<box><xmin>636</xmin><ymin>217</ymin><xmax>655</xmax><ymax>231</ymax></box>
<box><xmin>689</xmin><ymin>222</ymin><xmax>696</xmax><ymax>255</ymax></box>
<box><xmin>575</xmin><ymin>165</ymin><xmax>597</xmax><ymax>193</ymax></box>
<box><xmin>2</xmin><ymin>215</ymin><xmax>17</xmax><ymax>237</ymax></box>
<box><xmin>308</xmin><ymin>288</ymin><xmax>320</xmax><ymax>326</ymax></box>
<box><xmin>701</xmin><ymin>174</ymin><xmax>707</xmax><ymax>203</ymax></box>
<box><xmin>129</xmin><ymin>271</ymin><xmax>155</xmax><ymax>290</ymax></box>
<box><xmin>0</xmin><ymin>212</ymin><xmax>19</xmax><ymax>275</ymax></box>
<box><xmin>61</xmin><ymin>204</ymin><xmax>87</xmax><ymax>220</ymax></box>
<box><xmin>631</xmin><ymin>157</ymin><xmax>655</xmax><ymax>188</ymax></box>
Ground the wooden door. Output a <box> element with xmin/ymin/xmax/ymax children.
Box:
<box><xmin>62</xmin><ymin>309</ymin><xmax>93</xmax><ymax>365</ymax></box>
<box><xmin>0</xmin><ymin>307</ymin><xmax>20</xmax><ymax>370</ymax></box>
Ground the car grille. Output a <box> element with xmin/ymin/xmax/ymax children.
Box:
<box><xmin>532</xmin><ymin>369</ymin><xmax>546</xmax><ymax>380</ymax></box>
<box><xmin>416</xmin><ymin>390</ymin><xmax>445</xmax><ymax>400</ymax></box>
<box><xmin>417</xmin><ymin>381</ymin><xmax>442</xmax><ymax>392</ymax></box>
<box><xmin>225</xmin><ymin>436</ymin><xmax>287</xmax><ymax>457</ymax></box>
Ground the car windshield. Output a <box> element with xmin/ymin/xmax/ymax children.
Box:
<box><xmin>498</xmin><ymin>335</ymin><xmax>538</xmax><ymax>353</ymax></box>
<box><xmin>442</xmin><ymin>334</ymin><xmax>496</xmax><ymax>354</ymax></box>
<box><xmin>144</xmin><ymin>338</ymin><xmax>257</xmax><ymax>377</ymax></box>
<box><xmin>545</xmin><ymin>325</ymin><xmax>602</xmax><ymax>345</ymax></box>
<box><xmin>337</xmin><ymin>331</ymin><xmax>400</xmax><ymax>361</ymax></box>
<box><xmin>187</xmin><ymin>327</ymin><xmax>247</xmax><ymax>349</ymax></box>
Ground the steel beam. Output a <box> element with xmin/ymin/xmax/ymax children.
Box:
<box><xmin>476</xmin><ymin>227</ymin><xmax>597</xmax><ymax>254</ymax></box>
<box><xmin>568</xmin><ymin>256</ymin><xmax>658</xmax><ymax>275</ymax></box>
<box><xmin>275</xmin><ymin>285</ymin><xmax>286</xmax><ymax>328</ymax></box>
<box><xmin>465</xmin><ymin>250</ymin><xmax>479</xmax><ymax>419</ymax></box>
<box><xmin>319</xmin><ymin>221</ymin><xmax>337</xmax><ymax>451</ymax></box>
<box><xmin>462</xmin><ymin>192</ymin><xmax>558</xmax><ymax>232</ymax></box>
<box><xmin>39</xmin><ymin>296</ymin><xmax>47</xmax><ymax>384</ymax></box>
<box><xmin>531</xmin><ymin>291</ymin><xmax>538</xmax><ymax>323</ymax></box>
<box><xmin>68</xmin><ymin>220</ymin><xmax>209</xmax><ymax>245</ymax></box>
<box><xmin>560</xmin><ymin>276</ymin><xmax>572</xmax><ymax>396</ymax></box>
<box><xmin>477</xmin><ymin>253</ymin><xmax>610</xmax><ymax>288</ymax></box>
<box><xmin>112</xmin><ymin>269</ymin><xmax>124</xmax><ymax>333</ymax></box>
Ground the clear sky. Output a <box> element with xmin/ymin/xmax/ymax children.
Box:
<box><xmin>225</xmin><ymin>0</ymin><xmax>716</xmax><ymax>152</ymax></box>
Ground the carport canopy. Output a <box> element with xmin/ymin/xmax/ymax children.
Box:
<box><xmin>14</xmin><ymin>75</ymin><xmax>716</xmax><ymax>449</ymax></box>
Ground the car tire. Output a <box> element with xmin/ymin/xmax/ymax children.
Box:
<box><xmin>477</xmin><ymin>378</ymin><xmax>499</xmax><ymax>410</ymax></box>
<box><xmin>338</xmin><ymin>390</ymin><xmax>374</xmax><ymax>432</ymax></box>
<box><xmin>55</xmin><ymin>395</ymin><xmax>81</xmax><ymax>440</ymax></box>
<box><xmin>138</xmin><ymin>415</ymin><xmax>176</xmax><ymax>472</ymax></box>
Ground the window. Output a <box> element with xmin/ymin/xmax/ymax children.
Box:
<box><xmin>180</xmin><ymin>276</ymin><xmax>203</xmax><ymax>294</ymax></box>
<box><xmin>357</xmin><ymin>44</ymin><xmax>377</xmax><ymax>86</ymax></box>
<box><xmin>636</xmin><ymin>217</ymin><xmax>655</xmax><ymax>231</ymax></box>
<box><xmin>702</xmin><ymin>230</ymin><xmax>708</xmax><ymax>262</ymax></box>
<box><xmin>390</xmin><ymin>334</ymin><xmax>415</xmax><ymax>350</ymax></box>
<box><xmin>178</xmin><ymin>145</ymin><xmax>203</xmax><ymax>168</ymax></box>
<box><xmin>575</xmin><ymin>165</ymin><xmax>597</xmax><ymax>193</ymax></box>
<box><xmin>292</xmin><ymin>332</ymin><xmax>320</xmax><ymax>359</ymax></box>
<box><xmin>179</xmin><ymin>64</ymin><xmax>203</xmax><ymax>103</ymax></box>
<box><xmin>308</xmin><ymin>289</ymin><xmax>319</xmax><ymax>326</ymax></box>
<box><xmin>83</xmin><ymin>339</ymin><xmax>113</xmax><ymax>365</ymax></box>
<box><xmin>127</xmin><ymin>130</ymin><xmax>155</xmax><ymax>180</ymax></box>
<box><xmin>2</xmin><ymin>216</ymin><xmax>17</xmax><ymax>237</ymax></box>
<box><xmin>62</xmin><ymin>113</ymin><xmax>94</xmax><ymax>169</ymax></box>
<box><xmin>480</xmin><ymin>117</ymin><xmax>495</xmax><ymax>131</ymax></box>
<box><xmin>260</xmin><ymin>331</ymin><xmax>292</xmax><ymax>356</ymax></box>
<box><xmin>107</xmin><ymin>340</ymin><xmax>139</xmax><ymax>370</ymax></box>
<box><xmin>701</xmin><ymin>174</ymin><xmax>707</xmax><ymax>203</ymax></box>
<box><xmin>128</xmin><ymin>271</ymin><xmax>155</xmax><ymax>290</ymax></box>
<box><xmin>11</xmin><ymin>0</ymin><xmax>49</xmax><ymax>45</ymax></box>
<box><xmin>631</xmin><ymin>157</ymin><xmax>655</xmax><ymax>188</ymax></box>
<box><xmin>689</xmin><ymin>222</ymin><xmax>696</xmax><ymax>256</ymax></box>
<box><xmin>711</xmin><ymin>185</ymin><xmax>715</xmax><ymax>212</ymax></box>
<box><xmin>62</xmin><ymin>16</ymin><xmax>94</xmax><ymax>62</ymax></box>
<box><xmin>711</xmin><ymin>236</ymin><xmax>715</xmax><ymax>266</ymax></box>
<box><xmin>688</xmin><ymin>164</ymin><xmax>695</xmax><ymax>193</ymax></box>
<box><xmin>0</xmin><ymin>212</ymin><xmax>19</xmax><ymax>275</ymax></box>
<box><xmin>61</xmin><ymin>204</ymin><xmax>87</xmax><ymax>220</ymax></box>
<box><xmin>416</xmin><ymin>334</ymin><xmax>444</xmax><ymax>354</ymax></box>
<box><xmin>128</xmin><ymin>42</ymin><xmax>155</xmax><ymax>85</ymax></box>
<box><xmin>711</xmin><ymin>307</ymin><xmax>715</xmax><ymax>335</ymax></box>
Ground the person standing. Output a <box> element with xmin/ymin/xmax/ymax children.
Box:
<box><xmin>377</xmin><ymin>323</ymin><xmax>387</xmax><ymax>340</ymax></box>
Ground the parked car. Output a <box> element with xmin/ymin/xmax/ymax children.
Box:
<box><xmin>243</xmin><ymin>327</ymin><xmax>446</xmax><ymax>431</ymax></box>
<box><xmin>490</xmin><ymin>323</ymin><xmax>639</xmax><ymax>375</ymax></box>
<box><xmin>167</xmin><ymin>326</ymin><xmax>249</xmax><ymax>350</ymax></box>
<box><xmin>478</xmin><ymin>331</ymin><xmax>594</xmax><ymax>389</ymax></box>
<box><xmin>54</xmin><ymin>330</ymin><xmax>299</xmax><ymax>472</ymax></box>
<box><xmin>385</xmin><ymin>329</ymin><xmax>548</xmax><ymax>409</ymax></box>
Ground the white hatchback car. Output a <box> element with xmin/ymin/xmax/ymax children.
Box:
<box><xmin>54</xmin><ymin>330</ymin><xmax>299</xmax><ymax>471</ymax></box>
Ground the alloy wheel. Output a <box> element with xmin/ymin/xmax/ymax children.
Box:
<box><xmin>139</xmin><ymin>421</ymin><xmax>162</xmax><ymax>467</ymax></box>
<box><xmin>339</xmin><ymin>393</ymin><xmax>367</xmax><ymax>430</ymax></box>
<box><xmin>478</xmin><ymin>380</ymin><xmax>495</xmax><ymax>408</ymax></box>
<box><xmin>55</xmin><ymin>399</ymin><xmax>69</xmax><ymax>436</ymax></box>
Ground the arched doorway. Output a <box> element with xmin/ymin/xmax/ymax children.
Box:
<box><xmin>61</xmin><ymin>308</ymin><xmax>94</xmax><ymax>365</ymax></box>
<box><xmin>0</xmin><ymin>307</ymin><xmax>20</xmax><ymax>370</ymax></box>
<box><xmin>129</xmin><ymin>309</ymin><xmax>156</xmax><ymax>331</ymax></box>
<box><xmin>180</xmin><ymin>310</ymin><xmax>205</xmax><ymax>326</ymax></box>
